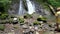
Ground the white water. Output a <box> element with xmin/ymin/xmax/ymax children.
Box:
<box><xmin>26</xmin><ymin>0</ymin><xmax>35</xmax><ymax>14</ymax></box>
<box><xmin>18</xmin><ymin>0</ymin><xmax>24</xmax><ymax>15</ymax></box>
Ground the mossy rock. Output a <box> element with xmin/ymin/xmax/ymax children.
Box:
<box><xmin>19</xmin><ymin>18</ymin><xmax>24</xmax><ymax>24</ymax></box>
<box><xmin>33</xmin><ymin>21</ymin><xmax>41</xmax><ymax>25</ymax></box>
<box><xmin>24</xmin><ymin>14</ymin><xmax>32</xmax><ymax>19</ymax></box>
<box><xmin>37</xmin><ymin>16</ymin><xmax>47</xmax><ymax>21</ymax></box>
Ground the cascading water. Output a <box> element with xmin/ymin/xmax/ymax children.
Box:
<box><xmin>26</xmin><ymin>0</ymin><xmax>35</xmax><ymax>14</ymax></box>
<box><xmin>18</xmin><ymin>0</ymin><xmax>23</xmax><ymax>15</ymax></box>
<box><xmin>18</xmin><ymin>0</ymin><xmax>35</xmax><ymax>15</ymax></box>
<box><xmin>18</xmin><ymin>0</ymin><xmax>26</xmax><ymax>15</ymax></box>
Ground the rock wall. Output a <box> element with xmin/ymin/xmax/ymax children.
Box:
<box><xmin>8</xmin><ymin>0</ymin><xmax>20</xmax><ymax>15</ymax></box>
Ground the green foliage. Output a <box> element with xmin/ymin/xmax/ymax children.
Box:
<box><xmin>19</xmin><ymin>18</ymin><xmax>24</xmax><ymax>23</ymax></box>
<box><xmin>36</xmin><ymin>0</ymin><xmax>60</xmax><ymax>8</ymax></box>
<box><xmin>0</xmin><ymin>24</ymin><xmax>5</xmax><ymax>31</ymax></box>
<box><xmin>33</xmin><ymin>21</ymin><xmax>40</xmax><ymax>25</ymax></box>
<box><xmin>47</xmin><ymin>0</ymin><xmax>60</xmax><ymax>7</ymax></box>
<box><xmin>0</xmin><ymin>0</ymin><xmax>11</xmax><ymax>13</ymax></box>
<box><xmin>0</xmin><ymin>0</ymin><xmax>11</xmax><ymax>19</ymax></box>
<box><xmin>0</xmin><ymin>14</ymin><xmax>9</xmax><ymax>19</ymax></box>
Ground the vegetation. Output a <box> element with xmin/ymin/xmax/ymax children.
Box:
<box><xmin>47</xmin><ymin>0</ymin><xmax>60</xmax><ymax>7</ymax></box>
<box><xmin>36</xmin><ymin>0</ymin><xmax>60</xmax><ymax>16</ymax></box>
<box><xmin>0</xmin><ymin>14</ymin><xmax>9</xmax><ymax>19</ymax></box>
<box><xmin>0</xmin><ymin>0</ymin><xmax>11</xmax><ymax>13</ymax></box>
<box><xmin>24</xmin><ymin>14</ymin><xmax>32</xmax><ymax>19</ymax></box>
<box><xmin>36</xmin><ymin>0</ymin><xmax>60</xmax><ymax>8</ymax></box>
<box><xmin>33</xmin><ymin>21</ymin><xmax>41</xmax><ymax>25</ymax></box>
<box><xmin>19</xmin><ymin>18</ymin><xmax>24</xmax><ymax>24</ymax></box>
<box><xmin>0</xmin><ymin>0</ymin><xmax>11</xmax><ymax>19</ymax></box>
<box><xmin>0</xmin><ymin>18</ymin><xmax>13</xmax><ymax>24</ymax></box>
<box><xmin>37</xmin><ymin>16</ymin><xmax>47</xmax><ymax>21</ymax></box>
<box><xmin>0</xmin><ymin>15</ymin><xmax>17</xmax><ymax>24</ymax></box>
<box><xmin>0</xmin><ymin>0</ymin><xmax>60</xmax><ymax>31</ymax></box>
<box><xmin>0</xmin><ymin>24</ymin><xmax>5</xmax><ymax>31</ymax></box>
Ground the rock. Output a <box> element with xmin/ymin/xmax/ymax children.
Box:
<box><xmin>13</xmin><ymin>18</ymin><xmax>17</xmax><ymax>21</ymax></box>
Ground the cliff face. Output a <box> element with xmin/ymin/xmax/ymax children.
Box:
<box><xmin>7</xmin><ymin>0</ymin><xmax>56</xmax><ymax>23</ymax></box>
<box><xmin>8</xmin><ymin>0</ymin><xmax>37</xmax><ymax>15</ymax></box>
<box><xmin>8</xmin><ymin>0</ymin><xmax>20</xmax><ymax>14</ymax></box>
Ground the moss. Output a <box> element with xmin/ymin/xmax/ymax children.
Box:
<box><xmin>24</xmin><ymin>14</ymin><xmax>32</xmax><ymax>19</ymax></box>
<box><xmin>0</xmin><ymin>24</ymin><xmax>5</xmax><ymax>31</ymax></box>
<box><xmin>37</xmin><ymin>16</ymin><xmax>47</xmax><ymax>21</ymax></box>
<box><xmin>19</xmin><ymin>18</ymin><xmax>24</xmax><ymax>23</ymax></box>
<box><xmin>33</xmin><ymin>21</ymin><xmax>40</xmax><ymax>25</ymax></box>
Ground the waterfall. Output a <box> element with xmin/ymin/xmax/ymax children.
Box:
<box><xmin>26</xmin><ymin>0</ymin><xmax>35</xmax><ymax>14</ymax></box>
<box><xmin>18</xmin><ymin>0</ymin><xmax>22</xmax><ymax>15</ymax></box>
<box><xmin>18</xmin><ymin>0</ymin><xmax>25</xmax><ymax>15</ymax></box>
<box><xmin>18</xmin><ymin>0</ymin><xmax>35</xmax><ymax>15</ymax></box>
